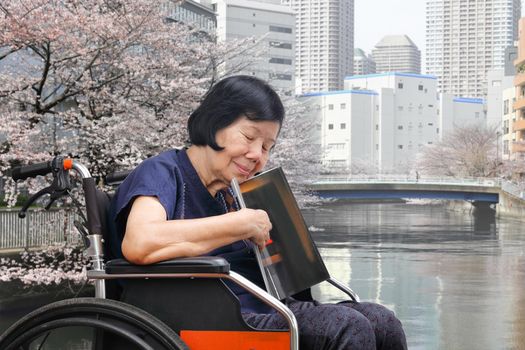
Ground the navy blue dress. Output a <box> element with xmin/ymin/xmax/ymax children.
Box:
<box><xmin>109</xmin><ymin>148</ymin><xmax>271</xmax><ymax>314</ymax></box>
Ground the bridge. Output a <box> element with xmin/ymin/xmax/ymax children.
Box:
<box><xmin>310</xmin><ymin>176</ymin><xmax>501</xmax><ymax>203</ymax></box>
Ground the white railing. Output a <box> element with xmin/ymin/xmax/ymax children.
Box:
<box><xmin>314</xmin><ymin>175</ymin><xmax>525</xmax><ymax>200</ymax></box>
<box><xmin>0</xmin><ymin>208</ymin><xmax>81</xmax><ymax>250</ymax></box>
<box><xmin>314</xmin><ymin>175</ymin><xmax>501</xmax><ymax>187</ymax></box>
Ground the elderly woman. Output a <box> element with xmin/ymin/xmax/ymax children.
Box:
<box><xmin>109</xmin><ymin>75</ymin><xmax>407</xmax><ymax>350</ymax></box>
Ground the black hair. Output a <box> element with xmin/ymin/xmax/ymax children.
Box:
<box><xmin>187</xmin><ymin>75</ymin><xmax>285</xmax><ymax>151</ymax></box>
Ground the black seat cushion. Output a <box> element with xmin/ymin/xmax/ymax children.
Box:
<box><xmin>105</xmin><ymin>256</ymin><xmax>230</xmax><ymax>274</ymax></box>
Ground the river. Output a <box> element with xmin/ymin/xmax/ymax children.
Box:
<box><xmin>305</xmin><ymin>201</ymin><xmax>525</xmax><ymax>350</ymax></box>
<box><xmin>1</xmin><ymin>201</ymin><xmax>524</xmax><ymax>349</ymax></box>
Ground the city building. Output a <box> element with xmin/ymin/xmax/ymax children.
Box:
<box><xmin>209</xmin><ymin>0</ymin><xmax>295</xmax><ymax>91</ymax></box>
<box><xmin>371</xmin><ymin>35</ymin><xmax>421</xmax><ymax>74</ymax></box>
<box><xmin>502</xmin><ymin>86</ymin><xmax>516</xmax><ymax>160</ymax></box>
<box><xmin>353</xmin><ymin>48</ymin><xmax>376</xmax><ymax>76</ymax></box>
<box><xmin>164</xmin><ymin>0</ymin><xmax>217</xmax><ymax>34</ymax></box>
<box><xmin>302</xmin><ymin>73</ymin><xmax>485</xmax><ymax>173</ymax></box>
<box><xmin>281</xmin><ymin>0</ymin><xmax>354</xmax><ymax>94</ymax></box>
<box><xmin>426</xmin><ymin>0</ymin><xmax>521</xmax><ymax>98</ymax></box>
<box><xmin>513</xmin><ymin>17</ymin><xmax>525</xmax><ymax>160</ymax></box>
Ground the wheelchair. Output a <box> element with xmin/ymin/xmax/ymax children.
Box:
<box><xmin>1</xmin><ymin>156</ymin><xmax>359</xmax><ymax>350</ymax></box>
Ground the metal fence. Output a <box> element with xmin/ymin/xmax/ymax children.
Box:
<box><xmin>0</xmin><ymin>208</ymin><xmax>81</xmax><ymax>250</ymax></box>
<box><xmin>314</xmin><ymin>175</ymin><xmax>501</xmax><ymax>187</ymax></box>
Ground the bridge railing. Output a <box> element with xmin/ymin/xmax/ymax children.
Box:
<box><xmin>314</xmin><ymin>175</ymin><xmax>501</xmax><ymax>187</ymax></box>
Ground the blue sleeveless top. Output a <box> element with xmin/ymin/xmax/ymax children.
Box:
<box><xmin>108</xmin><ymin>148</ymin><xmax>271</xmax><ymax>314</ymax></box>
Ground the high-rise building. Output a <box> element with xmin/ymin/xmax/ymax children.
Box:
<box><xmin>426</xmin><ymin>0</ymin><xmax>521</xmax><ymax>98</ymax></box>
<box><xmin>353</xmin><ymin>48</ymin><xmax>376</xmax><ymax>76</ymax></box>
<box><xmin>282</xmin><ymin>0</ymin><xmax>354</xmax><ymax>94</ymax></box>
<box><xmin>209</xmin><ymin>0</ymin><xmax>295</xmax><ymax>91</ymax></box>
<box><xmin>371</xmin><ymin>35</ymin><xmax>421</xmax><ymax>74</ymax></box>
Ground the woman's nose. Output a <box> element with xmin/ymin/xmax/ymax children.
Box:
<box><xmin>246</xmin><ymin>143</ymin><xmax>263</xmax><ymax>162</ymax></box>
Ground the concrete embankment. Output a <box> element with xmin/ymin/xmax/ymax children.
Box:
<box><xmin>496</xmin><ymin>190</ymin><xmax>525</xmax><ymax>218</ymax></box>
<box><xmin>445</xmin><ymin>191</ymin><xmax>525</xmax><ymax>220</ymax></box>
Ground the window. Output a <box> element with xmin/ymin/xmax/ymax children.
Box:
<box><xmin>376</xmin><ymin>144</ymin><xmax>379</xmax><ymax>150</ymax></box>
<box><xmin>475</xmin><ymin>112</ymin><xmax>480</xmax><ymax>118</ymax></box>
<box><xmin>375</xmin><ymin>124</ymin><xmax>379</xmax><ymax>130</ymax></box>
<box><xmin>428</xmin><ymin>123</ymin><xmax>433</xmax><ymax>126</ymax></box>
<box><xmin>328</xmin><ymin>104</ymin><xmax>334</xmax><ymax>110</ymax></box>
<box><xmin>328</xmin><ymin>124</ymin><xmax>334</xmax><ymax>130</ymax></box>
<box><xmin>428</xmin><ymin>142</ymin><xmax>433</xmax><ymax>145</ymax></box>
<box><xmin>398</xmin><ymin>83</ymin><xmax>403</xmax><ymax>89</ymax></box>
<box><xmin>436</xmin><ymin>128</ymin><xmax>439</xmax><ymax>134</ymax></box>
<box><xmin>327</xmin><ymin>143</ymin><xmax>345</xmax><ymax>150</ymax></box>
<box><xmin>397</xmin><ymin>145</ymin><xmax>403</xmax><ymax>149</ymax></box>
<box><xmin>398</xmin><ymin>125</ymin><xmax>403</xmax><ymax>130</ymax></box>
<box><xmin>269</xmin><ymin>41</ymin><xmax>292</xmax><ymax>49</ymax></box>
<box><xmin>329</xmin><ymin>160</ymin><xmax>346</xmax><ymax>167</ymax></box>
<box><xmin>418</xmin><ymin>84</ymin><xmax>424</xmax><ymax>91</ymax></box>
<box><xmin>269</xmin><ymin>58</ymin><xmax>292</xmax><ymax>65</ymax></box>
<box><xmin>398</xmin><ymin>106</ymin><xmax>404</xmax><ymax>111</ymax></box>
<box><xmin>269</xmin><ymin>25</ymin><xmax>292</xmax><ymax>33</ymax></box>
<box><xmin>340</xmin><ymin>123</ymin><xmax>346</xmax><ymax>129</ymax></box>
<box><xmin>504</xmin><ymin>100</ymin><xmax>509</xmax><ymax>114</ymax></box>
<box><xmin>340</xmin><ymin>103</ymin><xmax>346</xmax><ymax>109</ymax></box>
<box><xmin>269</xmin><ymin>73</ymin><xmax>292</xmax><ymax>81</ymax></box>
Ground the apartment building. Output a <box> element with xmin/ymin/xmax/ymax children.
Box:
<box><xmin>353</xmin><ymin>48</ymin><xmax>376</xmax><ymax>76</ymax></box>
<box><xmin>281</xmin><ymin>0</ymin><xmax>354</xmax><ymax>93</ymax></box>
<box><xmin>513</xmin><ymin>17</ymin><xmax>525</xmax><ymax>159</ymax></box>
<box><xmin>209</xmin><ymin>0</ymin><xmax>295</xmax><ymax>91</ymax></box>
<box><xmin>371</xmin><ymin>35</ymin><xmax>421</xmax><ymax>74</ymax></box>
<box><xmin>426</xmin><ymin>0</ymin><xmax>521</xmax><ymax>98</ymax></box>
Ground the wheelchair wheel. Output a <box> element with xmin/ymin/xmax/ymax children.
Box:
<box><xmin>0</xmin><ymin>297</ymin><xmax>188</xmax><ymax>350</ymax></box>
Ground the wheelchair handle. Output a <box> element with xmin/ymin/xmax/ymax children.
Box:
<box><xmin>11</xmin><ymin>158</ymin><xmax>73</xmax><ymax>181</ymax></box>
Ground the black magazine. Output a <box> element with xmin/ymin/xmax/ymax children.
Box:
<box><xmin>231</xmin><ymin>167</ymin><xmax>329</xmax><ymax>300</ymax></box>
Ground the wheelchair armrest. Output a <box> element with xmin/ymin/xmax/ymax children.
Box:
<box><xmin>105</xmin><ymin>256</ymin><xmax>230</xmax><ymax>274</ymax></box>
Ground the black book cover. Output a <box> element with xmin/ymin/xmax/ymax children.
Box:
<box><xmin>234</xmin><ymin>167</ymin><xmax>330</xmax><ymax>300</ymax></box>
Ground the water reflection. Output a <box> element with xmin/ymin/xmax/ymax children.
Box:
<box><xmin>304</xmin><ymin>202</ymin><xmax>525</xmax><ymax>350</ymax></box>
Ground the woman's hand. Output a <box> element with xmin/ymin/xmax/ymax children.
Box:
<box><xmin>234</xmin><ymin>208</ymin><xmax>272</xmax><ymax>249</ymax></box>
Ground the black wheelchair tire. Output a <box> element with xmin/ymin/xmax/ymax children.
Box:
<box><xmin>0</xmin><ymin>297</ymin><xmax>188</xmax><ymax>350</ymax></box>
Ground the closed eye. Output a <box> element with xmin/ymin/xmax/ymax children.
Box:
<box><xmin>242</xmin><ymin>132</ymin><xmax>254</xmax><ymax>141</ymax></box>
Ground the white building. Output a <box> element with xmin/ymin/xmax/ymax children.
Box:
<box><xmin>353</xmin><ymin>48</ymin><xmax>376</xmax><ymax>76</ymax></box>
<box><xmin>301</xmin><ymin>89</ymin><xmax>378</xmax><ymax>170</ymax></box>
<box><xmin>502</xmin><ymin>86</ymin><xmax>516</xmax><ymax>160</ymax></box>
<box><xmin>209</xmin><ymin>0</ymin><xmax>295</xmax><ymax>91</ymax></box>
<box><xmin>281</xmin><ymin>0</ymin><xmax>354</xmax><ymax>94</ymax></box>
<box><xmin>371</xmin><ymin>35</ymin><xmax>421</xmax><ymax>74</ymax></box>
<box><xmin>426</xmin><ymin>0</ymin><xmax>521</xmax><ymax>98</ymax></box>
<box><xmin>487</xmin><ymin>69</ymin><xmax>515</xmax><ymax>129</ymax></box>
<box><xmin>303</xmin><ymin>73</ymin><xmax>485</xmax><ymax>173</ymax></box>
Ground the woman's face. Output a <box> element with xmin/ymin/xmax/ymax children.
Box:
<box><xmin>210</xmin><ymin>116</ymin><xmax>280</xmax><ymax>185</ymax></box>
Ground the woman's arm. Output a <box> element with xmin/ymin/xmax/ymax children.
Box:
<box><xmin>121</xmin><ymin>196</ymin><xmax>271</xmax><ymax>265</ymax></box>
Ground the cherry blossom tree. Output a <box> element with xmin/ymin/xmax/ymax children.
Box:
<box><xmin>0</xmin><ymin>0</ymin><xmax>323</xmax><ymax>286</ymax></box>
<box><xmin>417</xmin><ymin>124</ymin><xmax>501</xmax><ymax>178</ymax></box>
